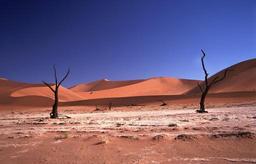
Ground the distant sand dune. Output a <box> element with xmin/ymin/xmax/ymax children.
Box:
<box><xmin>0</xmin><ymin>58</ymin><xmax>255</xmax><ymax>107</ymax></box>
<box><xmin>72</xmin><ymin>77</ymin><xmax>200</xmax><ymax>99</ymax></box>
<box><xmin>70</xmin><ymin>79</ymin><xmax>145</xmax><ymax>92</ymax></box>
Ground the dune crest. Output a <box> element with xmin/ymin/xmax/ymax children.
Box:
<box><xmin>70</xmin><ymin>79</ymin><xmax>145</xmax><ymax>92</ymax></box>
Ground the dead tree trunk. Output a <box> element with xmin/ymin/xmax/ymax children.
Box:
<box><xmin>43</xmin><ymin>66</ymin><xmax>70</xmax><ymax>118</ymax></box>
<box><xmin>197</xmin><ymin>50</ymin><xmax>229</xmax><ymax>113</ymax></box>
<box><xmin>108</xmin><ymin>102</ymin><xmax>112</xmax><ymax>110</ymax></box>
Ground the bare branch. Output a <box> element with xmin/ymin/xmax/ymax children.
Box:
<box><xmin>201</xmin><ymin>49</ymin><xmax>209</xmax><ymax>86</ymax></box>
<box><xmin>209</xmin><ymin>76</ymin><xmax>219</xmax><ymax>86</ymax></box>
<box><xmin>211</xmin><ymin>69</ymin><xmax>229</xmax><ymax>86</ymax></box>
<box><xmin>53</xmin><ymin>65</ymin><xmax>58</xmax><ymax>85</ymax></box>
<box><xmin>197</xmin><ymin>82</ymin><xmax>203</xmax><ymax>93</ymax></box>
<box><xmin>57</xmin><ymin>68</ymin><xmax>70</xmax><ymax>87</ymax></box>
<box><xmin>42</xmin><ymin>81</ymin><xmax>55</xmax><ymax>93</ymax></box>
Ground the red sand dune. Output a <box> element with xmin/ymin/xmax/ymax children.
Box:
<box><xmin>0</xmin><ymin>58</ymin><xmax>255</xmax><ymax>107</ymax></box>
<box><xmin>66</xmin><ymin>58</ymin><xmax>256</xmax><ymax>106</ymax></box>
<box><xmin>70</xmin><ymin>77</ymin><xmax>200</xmax><ymax>99</ymax></box>
<box><xmin>0</xmin><ymin>79</ymin><xmax>84</xmax><ymax>106</ymax></box>
<box><xmin>187</xmin><ymin>58</ymin><xmax>256</xmax><ymax>95</ymax></box>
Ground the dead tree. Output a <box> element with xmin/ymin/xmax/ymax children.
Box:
<box><xmin>43</xmin><ymin>66</ymin><xmax>70</xmax><ymax>118</ymax></box>
<box><xmin>197</xmin><ymin>50</ymin><xmax>229</xmax><ymax>113</ymax></box>
<box><xmin>108</xmin><ymin>102</ymin><xmax>112</xmax><ymax>110</ymax></box>
<box><xmin>160</xmin><ymin>100</ymin><xmax>167</xmax><ymax>106</ymax></box>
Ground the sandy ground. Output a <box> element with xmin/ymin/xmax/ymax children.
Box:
<box><xmin>0</xmin><ymin>105</ymin><xmax>256</xmax><ymax>164</ymax></box>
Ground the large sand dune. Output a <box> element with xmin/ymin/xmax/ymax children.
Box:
<box><xmin>0</xmin><ymin>58</ymin><xmax>255</xmax><ymax>107</ymax></box>
<box><xmin>66</xmin><ymin>58</ymin><xmax>256</xmax><ymax>106</ymax></box>
<box><xmin>187</xmin><ymin>58</ymin><xmax>256</xmax><ymax>95</ymax></box>
<box><xmin>71</xmin><ymin>77</ymin><xmax>200</xmax><ymax>99</ymax></box>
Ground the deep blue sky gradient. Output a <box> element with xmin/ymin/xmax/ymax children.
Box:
<box><xmin>0</xmin><ymin>0</ymin><xmax>255</xmax><ymax>86</ymax></box>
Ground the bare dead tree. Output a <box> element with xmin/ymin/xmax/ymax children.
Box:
<box><xmin>42</xmin><ymin>66</ymin><xmax>70</xmax><ymax>118</ymax></box>
<box><xmin>160</xmin><ymin>100</ymin><xmax>167</xmax><ymax>106</ymax></box>
<box><xmin>95</xmin><ymin>105</ymin><xmax>101</xmax><ymax>111</ymax></box>
<box><xmin>197</xmin><ymin>50</ymin><xmax>229</xmax><ymax>113</ymax></box>
<box><xmin>108</xmin><ymin>102</ymin><xmax>112</xmax><ymax>110</ymax></box>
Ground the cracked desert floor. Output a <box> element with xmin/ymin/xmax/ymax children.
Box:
<box><xmin>0</xmin><ymin>105</ymin><xmax>256</xmax><ymax>164</ymax></box>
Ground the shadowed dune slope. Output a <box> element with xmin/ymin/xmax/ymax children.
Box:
<box><xmin>72</xmin><ymin>77</ymin><xmax>200</xmax><ymax>99</ymax></box>
<box><xmin>12</xmin><ymin>85</ymin><xmax>84</xmax><ymax>101</ymax></box>
<box><xmin>187</xmin><ymin>58</ymin><xmax>256</xmax><ymax>95</ymax></box>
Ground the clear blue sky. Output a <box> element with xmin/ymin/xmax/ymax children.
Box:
<box><xmin>0</xmin><ymin>0</ymin><xmax>255</xmax><ymax>86</ymax></box>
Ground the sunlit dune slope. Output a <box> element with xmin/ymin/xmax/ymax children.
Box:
<box><xmin>187</xmin><ymin>58</ymin><xmax>256</xmax><ymax>95</ymax></box>
<box><xmin>71</xmin><ymin>77</ymin><xmax>200</xmax><ymax>99</ymax></box>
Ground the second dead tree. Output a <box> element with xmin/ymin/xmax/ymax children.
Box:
<box><xmin>197</xmin><ymin>49</ymin><xmax>229</xmax><ymax>113</ymax></box>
